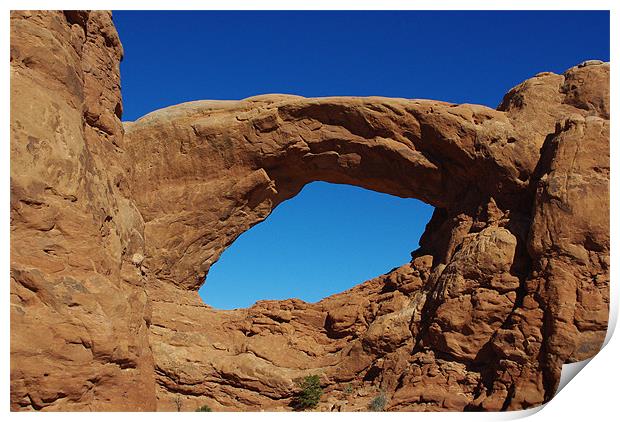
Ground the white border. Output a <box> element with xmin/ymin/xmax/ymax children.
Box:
<box><xmin>2</xmin><ymin>1</ymin><xmax>617</xmax><ymax>421</ymax></box>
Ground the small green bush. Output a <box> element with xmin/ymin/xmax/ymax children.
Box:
<box><xmin>369</xmin><ymin>391</ymin><xmax>387</xmax><ymax>411</ymax></box>
<box><xmin>195</xmin><ymin>404</ymin><xmax>212</xmax><ymax>412</ymax></box>
<box><xmin>343</xmin><ymin>383</ymin><xmax>354</xmax><ymax>394</ymax></box>
<box><xmin>291</xmin><ymin>375</ymin><xmax>323</xmax><ymax>410</ymax></box>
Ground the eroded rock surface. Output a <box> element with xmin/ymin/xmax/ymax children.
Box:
<box><xmin>10</xmin><ymin>11</ymin><xmax>609</xmax><ymax>411</ymax></box>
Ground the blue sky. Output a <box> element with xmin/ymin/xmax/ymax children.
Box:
<box><xmin>113</xmin><ymin>11</ymin><xmax>609</xmax><ymax>309</ymax></box>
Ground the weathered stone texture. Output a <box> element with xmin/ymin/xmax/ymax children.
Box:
<box><xmin>10</xmin><ymin>11</ymin><xmax>609</xmax><ymax>411</ymax></box>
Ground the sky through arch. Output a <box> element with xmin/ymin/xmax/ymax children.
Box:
<box><xmin>199</xmin><ymin>182</ymin><xmax>434</xmax><ymax>309</ymax></box>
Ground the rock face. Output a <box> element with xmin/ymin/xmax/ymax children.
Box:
<box><xmin>10</xmin><ymin>11</ymin><xmax>609</xmax><ymax>412</ymax></box>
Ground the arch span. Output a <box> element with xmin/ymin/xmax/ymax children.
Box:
<box><xmin>124</xmin><ymin>95</ymin><xmax>531</xmax><ymax>291</ymax></box>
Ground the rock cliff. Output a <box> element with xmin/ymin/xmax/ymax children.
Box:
<box><xmin>10</xmin><ymin>11</ymin><xmax>609</xmax><ymax>411</ymax></box>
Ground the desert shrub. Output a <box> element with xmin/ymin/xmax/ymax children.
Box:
<box><xmin>369</xmin><ymin>391</ymin><xmax>387</xmax><ymax>411</ymax></box>
<box><xmin>195</xmin><ymin>404</ymin><xmax>212</xmax><ymax>412</ymax></box>
<box><xmin>291</xmin><ymin>375</ymin><xmax>323</xmax><ymax>410</ymax></box>
<box><xmin>343</xmin><ymin>383</ymin><xmax>354</xmax><ymax>394</ymax></box>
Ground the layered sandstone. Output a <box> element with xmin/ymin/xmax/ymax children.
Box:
<box><xmin>10</xmin><ymin>11</ymin><xmax>609</xmax><ymax>411</ymax></box>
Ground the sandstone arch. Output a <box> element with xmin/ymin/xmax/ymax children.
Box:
<box><xmin>10</xmin><ymin>11</ymin><xmax>609</xmax><ymax>411</ymax></box>
<box><xmin>123</xmin><ymin>94</ymin><xmax>536</xmax><ymax>292</ymax></box>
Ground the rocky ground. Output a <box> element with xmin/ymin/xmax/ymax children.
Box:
<box><xmin>10</xmin><ymin>11</ymin><xmax>609</xmax><ymax>411</ymax></box>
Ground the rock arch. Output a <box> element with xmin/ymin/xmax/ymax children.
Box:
<box><xmin>10</xmin><ymin>11</ymin><xmax>609</xmax><ymax>412</ymax></box>
<box><xmin>123</xmin><ymin>95</ymin><xmax>532</xmax><ymax>291</ymax></box>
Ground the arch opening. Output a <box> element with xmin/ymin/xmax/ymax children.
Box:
<box><xmin>198</xmin><ymin>181</ymin><xmax>434</xmax><ymax>309</ymax></box>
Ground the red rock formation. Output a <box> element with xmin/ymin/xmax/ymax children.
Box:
<box><xmin>10</xmin><ymin>11</ymin><xmax>609</xmax><ymax>411</ymax></box>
